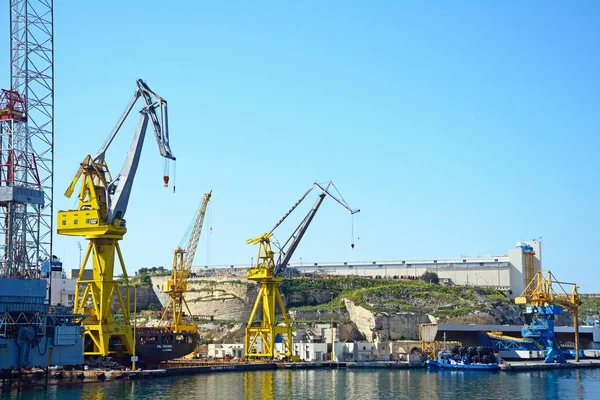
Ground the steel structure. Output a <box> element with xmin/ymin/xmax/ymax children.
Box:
<box><xmin>0</xmin><ymin>0</ymin><xmax>53</xmax><ymax>278</ymax></box>
<box><xmin>519</xmin><ymin>243</ymin><xmax>535</xmax><ymax>297</ymax></box>
<box><xmin>161</xmin><ymin>190</ymin><xmax>212</xmax><ymax>333</ymax></box>
<box><xmin>58</xmin><ymin>79</ymin><xmax>175</xmax><ymax>356</ymax></box>
<box><xmin>485</xmin><ymin>270</ymin><xmax>581</xmax><ymax>363</ymax></box>
<box><xmin>245</xmin><ymin>182</ymin><xmax>359</xmax><ymax>359</ymax></box>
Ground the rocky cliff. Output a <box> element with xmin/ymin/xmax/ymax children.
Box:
<box><xmin>344</xmin><ymin>299</ymin><xmax>434</xmax><ymax>342</ymax></box>
<box><xmin>150</xmin><ymin>277</ymin><xmax>258</xmax><ymax>321</ymax></box>
<box><xmin>124</xmin><ymin>276</ymin><xmax>526</xmax><ymax>343</ymax></box>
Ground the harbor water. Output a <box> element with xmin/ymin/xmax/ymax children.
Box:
<box><xmin>3</xmin><ymin>368</ymin><xmax>600</xmax><ymax>400</ymax></box>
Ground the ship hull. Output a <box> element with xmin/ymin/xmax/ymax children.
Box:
<box><xmin>135</xmin><ymin>328</ymin><xmax>198</xmax><ymax>363</ymax></box>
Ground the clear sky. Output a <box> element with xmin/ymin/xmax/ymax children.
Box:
<box><xmin>1</xmin><ymin>1</ymin><xmax>598</xmax><ymax>290</ymax></box>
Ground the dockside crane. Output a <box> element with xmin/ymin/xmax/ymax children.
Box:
<box><xmin>245</xmin><ymin>182</ymin><xmax>359</xmax><ymax>359</ymax></box>
<box><xmin>57</xmin><ymin>79</ymin><xmax>175</xmax><ymax>356</ymax></box>
<box><xmin>514</xmin><ymin>270</ymin><xmax>581</xmax><ymax>362</ymax></box>
<box><xmin>485</xmin><ymin>270</ymin><xmax>581</xmax><ymax>363</ymax></box>
<box><xmin>161</xmin><ymin>190</ymin><xmax>212</xmax><ymax>333</ymax></box>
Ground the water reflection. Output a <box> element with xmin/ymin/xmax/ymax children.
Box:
<box><xmin>3</xmin><ymin>368</ymin><xmax>600</xmax><ymax>400</ymax></box>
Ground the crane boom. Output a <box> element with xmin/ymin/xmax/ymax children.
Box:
<box><xmin>105</xmin><ymin>79</ymin><xmax>175</xmax><ymax>222</ymax></box>
<box><xmin>95</xmin><ymin>79</ymin><xmax>173</xmax><ymax>162</ymax></box>
<box><xmin>184</xmin><ymin>191</ymin><xmax>212</xmax><ymax>269</ymax></box>
<box><xmin>274</xmin><ymin>193</ymin><xmax>326</xmax><ymax>275</ymax></box>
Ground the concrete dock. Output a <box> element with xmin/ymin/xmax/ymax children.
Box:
<box><xmin>501</xmin><ymin>359</ymin><xmax>600</xmax><ymax>371</ymax></box>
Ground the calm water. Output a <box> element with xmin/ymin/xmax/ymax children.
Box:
<box><xmin>2</xmin><ymin>368</ymin><xmax>600</xmax><ymax>400</ymax></box>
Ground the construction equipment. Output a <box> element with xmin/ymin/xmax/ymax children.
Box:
<box><xmin>161</xmin><ymin>190</ymin><xmax>212</xmax><ymax>334</ymax></box>
<box><xmin>244</xmin><ymin>181</ymin><xmax>359</xmax><ymax>359</ymax></box>
<box><xmin>485</xmin><ymin>270</ymin><xmax>581</xmax><ymax>363</ymax></box>
<box><xmin>57</xmin><ymin>79</ymin><xmax>175</xmax><ymax>356</ymax></box>
<box><xmin>514</xmin><ymin>270</ymin><xmax>581</xmax><ymax>362</ymax></box>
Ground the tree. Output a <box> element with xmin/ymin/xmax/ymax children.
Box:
<box><xmin>138</xmin><ymin>274</ymin><xmax>152</xmax><ymax>285</ymax></box>
<box><xmin>421</xmin><ymin>271</ymin><xmax>439</xmax><ymax>284</ymax></box>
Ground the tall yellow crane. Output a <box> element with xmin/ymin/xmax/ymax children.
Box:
<box><xmin>245</xmin><ymin>182</ymin><xmax>359</xmax><ymax>359</ymax></box>
<box><xmin>161</xmin><ymin>190</ymin><xmax>212</xmax><ymax>333</ymax></box>
<box><xmin>515</xmin><ymin>270</ymin><xmax>581</xmax><ymax>362</ymax></box>
<box><xmin>57</xmin><ymin>79</ymin><xmax>175</xmax><ymax>356</ymax></box>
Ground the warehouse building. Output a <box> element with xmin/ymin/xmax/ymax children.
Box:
<box><xmin>192</xmin><ymin>240</ymin><xmax>542</xmax><ymax>299</ymax></box>
<box><xmin>287</xmin><ymin>240</ymin><xmax>542</xmax><ymax>298</ymax></box>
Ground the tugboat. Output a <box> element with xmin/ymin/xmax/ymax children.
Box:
<box><xmin>135</xmin><ymin>327</ymin><xmax>198</xmax><ymax>363</ymax></box>
<box><xmin>426</xmin><ymin>345</ymin><xmax>500</xmax><ymax>371</ymax></box>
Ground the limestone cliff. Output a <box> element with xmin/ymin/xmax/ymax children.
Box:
<box><xmin>344</xmin><ymin>299</ymin><xmax>434</xmax><ymax>342</ymax></box>
<box><xmin>150</xmin><ymin>277</ymin><xmax>258</xmax><ymax>321</ymax></box>
<box><xmin>123</xmin><ymin>276</ymin><xmax>527</xmax><ymax>344</ymax></box>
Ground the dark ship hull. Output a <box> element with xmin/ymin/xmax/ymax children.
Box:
<box><xmin>135</xmin><ymin>327</ymin><xmax>198</xmax><ymax>363</ymax></box>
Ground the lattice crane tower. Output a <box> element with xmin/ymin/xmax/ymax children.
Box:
<box><xmin>0</xmin><ymin>0</ymin><xmax>54</xmax><ymax>277</ymax></box>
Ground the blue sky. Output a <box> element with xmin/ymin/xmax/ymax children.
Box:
<box><xmin>1</xmin><ymin>1</ymin><xmax>598</xmax><ymax>290</ymax></box>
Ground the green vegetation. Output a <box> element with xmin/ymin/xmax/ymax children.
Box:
<box><xmin>137</xmin><ymin>274</ymin><xmax>152</xmax><ymax>285</ymax></box>
<box><xmin>281</xmin><ymin>277</ymin><xmax>512</xmax><ymax>320</ymax></box>
<box><xmin>136</xmin><ymin>266</ymin><xmax>170</xmax><ymax>276</ymax></box>
<box><xmin>580</xmin><ymin>296</ymin><xmax>600</xmax><ymax>320</ymax></box>
<box><xmin>421</xmin><ymin>271</ymin><xmax>439</xmax><ymax>284</ymax></box>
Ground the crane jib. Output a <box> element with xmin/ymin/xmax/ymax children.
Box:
<box><xmin>268</xmin><ymin>182</ymin><xmax>360</xmax><ymax>277</ymax></box>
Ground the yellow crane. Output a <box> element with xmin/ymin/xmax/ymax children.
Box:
<box><xmin>245</xmin><ymin>182</ymin><xmax>359</xmax><ymax>359</ymax></box>
<box><xmin>161</xmin><ymin>190</ymin><xmax>212</xmax><ymax>334</ymax></box>
<box><xmin>57</xmin><ymin>79</ymin><xmax>175</xmax><ymax>356</ymax></box>
<box><xmin>515</xmin><ymin>270</ymin><xmax>581</xmax><ymax>362</ymax></box>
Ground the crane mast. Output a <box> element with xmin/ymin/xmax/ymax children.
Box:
<box><xmin>57</xmin><ymin>79</ymin><xmax>175</xmax><ymax>356</ymax></box>
<box><xmin>161</xmin><ymin>190</ymin><xmax>212</xmax><ymax>333</ymax></box>
<box><xmin>245</xmin><ymin>182</ymin><xmax>359</xmax><ymax>359</ymax></box>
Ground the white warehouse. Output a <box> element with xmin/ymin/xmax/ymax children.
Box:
<box><xmin>287</xmin><ymin>240</ymin><xmax>542</xmax><ymax>298</ymax></box>
<box><xmin>192</xmin><ymin>240</ymin><xmax>542</xmax><ymax>298</ymax></box>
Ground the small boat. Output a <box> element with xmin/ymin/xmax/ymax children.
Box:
<box><xmin>426</xmin><ymin>346</ymin><xmax>500</xmax><ymax>371</ymax></box>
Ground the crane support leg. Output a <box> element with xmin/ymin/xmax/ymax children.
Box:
<box><xmin>574</xmin><ymin>310</ymin><xmax>580</xmax><ymax>362</ymax></box>
<box><xmin>74</xmin><ymin>238</ymin><xmax>134</xmax><ymax>356</ymax></box>
<box><xmin>245</xmin><ymin>279</ymin><xmax>292</xmax><ymax>358</ymax></box>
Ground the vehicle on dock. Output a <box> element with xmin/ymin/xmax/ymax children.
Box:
<box><xmin>426</xmin><ymin>346</ymin><xmax>500</xmax><ymax>371</ymax></box>
<box><xmin>135</xmin><ymin>327</ymin><xmax>198</xmax><ymax>363</ymax></box>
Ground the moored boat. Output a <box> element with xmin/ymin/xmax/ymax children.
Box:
<box><xmin>426</xmin><ymin>346</ymin><xmax>500</xmax><ymax>371</ymax></box>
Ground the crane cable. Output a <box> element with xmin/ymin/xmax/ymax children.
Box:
<box><xmin>351</xmin><ymin>213</ymin><xmax>355</xmax><ymax>249</ymax></box>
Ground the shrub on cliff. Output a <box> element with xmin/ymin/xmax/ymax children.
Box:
<box><xmin>421</xmin><ymin>271</ymin><xmax>439</xmax><ymax>284</ymax></box>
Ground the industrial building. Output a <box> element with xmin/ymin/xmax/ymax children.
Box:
<box><xmin>41</xmin><ymin>257</ymin><xmax>77</xmax><ymax>308</ymax></box>
<box><xmin>193</xmin><ymin>240</ymin><xmax>542</xmax><ymax>298</ymax></box>
<box><xmin>289</xmin><ymin>240</ymin><xmax>542</xmax><ymax>298</ymax></box>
